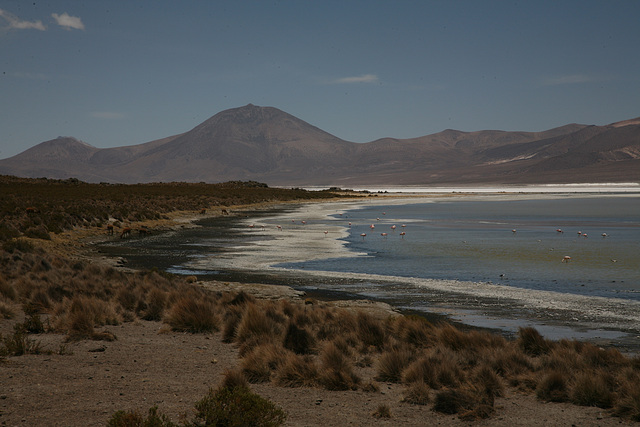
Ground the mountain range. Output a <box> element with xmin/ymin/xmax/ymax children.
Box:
<box><xmin>1</xmin><ymin>104</ymin><xmax>639</xmax><ymax>186</ymax></box>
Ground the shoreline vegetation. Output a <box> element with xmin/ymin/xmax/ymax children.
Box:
<box><xmin>1</xmin><ymin>176</ymin><xmax>639</xmax><ymax>426</ymax></box>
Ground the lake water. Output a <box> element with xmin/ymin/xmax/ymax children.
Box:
<box><xmin>100</xmin><ymin>192</ymin><xmax>640</xmax><ymax>350</ymax></box>
<box><xmin>282</xmin><ymin>195</ymin><xmax>640</xmax><ymax>301</ymax></box>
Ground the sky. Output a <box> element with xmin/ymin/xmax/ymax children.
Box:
<box><xmin>1</xmin><ymin>1</ymin><xmax>639</xmax><ymax>159</ymax></box>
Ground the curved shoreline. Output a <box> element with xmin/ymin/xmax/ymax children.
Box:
<box><xmin>180</xmin><ymin>195</ymin><xmax>640</xmax><ymax>352</ymax></box>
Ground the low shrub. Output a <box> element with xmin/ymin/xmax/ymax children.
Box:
<box><xmin>188</xmin><ymin>385</ymin><xmax>287</xmax><ymax>427</ymax></box>
<box><xmin>107</xmin><ymin>406</ymin><xmax>176</xmax><ymax>427</ymax></box>
<box><xmin>372</xmin><ymin>404</ymin><xmax>391</xmax><ymax>419</ymax></box>
<box><xmin>1</xmin><ymin>326</ymin><xmax>43</xmax><ymax>356</ymax></box>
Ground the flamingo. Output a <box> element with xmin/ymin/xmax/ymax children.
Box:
<box><xmin>400</xmin><ymin>232</ymin><xmax>406</xmax><ymax>239</ymax></box>
<box><xmin>582</xmin><ymin>233</ymin><xmax>588</xmax><ymax>238</ymax></box>
<box><xmin>276</xmin><ymin>225</ymin><xmax>282</xmax><ymax>231</ymax></box>
<box><xmin>381</xmin><ymin>232</ymin><xmax>388</xmax><ymax>238</ymax></box>
<box><xmin>556</xmin><ymin>229</ymin><xmax>563</xmax><ymax>233</ymax></box>
<box><xmin>348</xmin><ymin>222</ymin><xmax>352</xmax><ymax>227</ymax></box>
<box><xmin>601</xmin><ymin>233</ymin><xmax>608</xmax><ymax>238</ymax></box>
<box><xmin>401</xmin><ymin>224</ymin><xmax>406</xmax><ymax>228</ymax></box>
<box><xmin>391</xmin><ymin>225</ymin><xmax>396</xmax><ymax>231</ymax></box>
<box><xmin>512</xmin><ymin>229</ymin><xmax>516</xmax><ymax>233</ymax></box>
<box><xmin>301</xmin><ymin>220</ymin><xmax>307</xmax><ymax>225</ymax></box>
<box><xmin>370</xmin><ymin>224</ymin><xmax>375</xmax><ymax>229</ymax></box>
<box><xmin>324</xmin><ymin>230</ymin><xmax>328</xmax><ymax>236</ymax></box>
<box><xmin>562</xmin><ymin>256</ymin><xmax>572</xmax><ymax>263</ymax></box>
<box><xmin>360</xmin><ymin>233</ymin><xmax>367</xmax><ymax>239</ymax></box>
<box><xmin>248</xmin><ymin>224</ymin><xmax>255</xmax><ymax>229</ymax></box>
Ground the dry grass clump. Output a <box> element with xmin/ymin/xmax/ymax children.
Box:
<box><xmin>570</xmin><ymin>371</ymin><xmax>614</xmax><ymax>408</ymax></box>
<box><xmin>376</xmin><ymin>345</ymin><xmax>414</xmax><ymax>383</ymax></box>
<box><xmin>518</xmin><ymin>326</ymin><xmax>551</xmax><ymax>356</ymax></box>
<box><xmin>0</xmin><ymin>299</ymin><xmax>15</xmax><ymax>319</ymax></box>
<box><xmin>166</xmin><ymin>295</ymin><xmax>219</xmax><ymax>333</ymax></box>
<box><xmin>274</xmin><ymin>353</ymin><xmax>319</xmax><ymax>387</ymax></box>
<box><xmin>241</xmin><ymin>343</ymin><xmax>288</xmax><ymax>383</ymax></box>
<box><xmin>536</xmin><ymin>370</ymin><xmax>569</xmax><ymax>402</ymax></box>
<box><xmin>372</xmin><ymin>404</ymin><xmax>391</xmax><ymax>418</ymax></box>
<box><xmin>318</xmin><ymin>341</ymin><xmax>360</xmax><ymax>390</ymax></box>
<box><xmin>402</xmin><ymin>381</ymin><xmax>431</xmax><ymax>405</ymax></box>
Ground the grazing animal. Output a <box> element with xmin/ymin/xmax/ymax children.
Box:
<box><xmin>221</xmin><ymin>209</ymin><xmax>229</xmax><ymax>215</ymax></box>
<box><xmin>138</xmin><ymin>227</ymin><xmax>148</xmax><ymax>236</ymax></box>
<box><xmin>120</xmin><ymin>227</ymin><xmax>132</xmax><ymax>239</ymax></box>
<box><xmin>106</xmin><ymin>224</ymin><xmax>114</xmax><ymax>235</ymax></box>
<box><xmin>200</xmin><ymin>208</ymin><xmax>207</xmax><ymax>215</ymax></box>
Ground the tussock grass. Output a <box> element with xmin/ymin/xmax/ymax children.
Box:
<box><xmin>403</xmin><ymin>381</ymin><xmax>431</xmax><ymax>405</ymax></box>
<box><xmin>282</xmin><ymin>321</ymin><xmax>314</xmax><ymax>355</ymax></box>
<box><xmin>166</xmin><ymin>296</ymin><xmax>218</xmax><ymax>333</ymax></box>
<box><xmin>274</xmin><ymin>353</ymin><xmax>318</xmax><ymax>387</ymax></box>
<box><xmin>518</xmin><ymin>326</ymin><xmax>551</xmax><ymax>356</ymax></box>
<box><xmin>235</xmin><ymin>303</ymin><xmax>282</xmax><ymax>345</ymax></box>
<box><xmin>571</xmin><ymin>371</ymin><xmax>613</xmax><ymax>408</ymax></box>
<box><xmin>356</xmin><ymin>311</ymin><xmax>385</xmax><ymax>349</ymax></box>
<box><xmin>536</xmin><ymin>370</ymin><xmax>569</xmax><ymax>402</ymax></box>
<box><xmin>372</xmin><ymin>404</ymin><xmax>391</xmax><ymax>418</ymax></box>
<box><xmin>0</xmin><ymin>299</ymin><xmax>15</xmax><ymax>319</ymax></box>
<box><xmin>376</xmin><ymin>346</ymin><xmax>413</xmax><ymax>383</ymax></box>
<box><xmin>241</xmin><ymin>343</ymin><xmax>288</xmax><ymax>383</ymax></box>
<box><xmin>319</xmin><ymin>341</ymin><xmax>360</xmax><ymax>390</ymax></box>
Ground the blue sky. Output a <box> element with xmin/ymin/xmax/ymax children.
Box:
<box><xmin>1</xmin><ymin>1</ymin><xmax>639</xmax><ymax>159</ymax></box>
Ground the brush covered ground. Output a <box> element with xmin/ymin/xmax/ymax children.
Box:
<box><xmin>1</xmin><ymin>176</ymin><xmax>639</xmax><ymax>426</ymax></box>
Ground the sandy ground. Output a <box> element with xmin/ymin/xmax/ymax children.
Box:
<box><xmin>1</xmin><ymin>197</ymin><xmax>638</xmax><ymax>426</ymax></box>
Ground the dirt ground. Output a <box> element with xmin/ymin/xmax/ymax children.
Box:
<box><xmin>0</xmin><ymin>286</ymin><xmax>634</xmax><ymax>427</ymax></box>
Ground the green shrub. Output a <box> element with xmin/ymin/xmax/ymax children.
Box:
<box><xmin>2</xmin><ymin>238</ymin><xmax>34</xmax><ymax>254</ymax></box>
<box><xmin>1</xmin><ymin>326</ymin><xmax>43</xmax><ymax>356</ymax></box>
<box><xmin>187</xmin><ymin>386</ymin><xmax>287</xmax><ymax>427</ymax></box>
<box><xmin>107</xmin><ymin>406</ymin><xmax>176</xmax><ymax>427</ymax></box>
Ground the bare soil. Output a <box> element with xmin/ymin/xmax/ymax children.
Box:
<box><xmin>1</xmin><ymin>285</ymin><xmax>633</xmax><ymax>427</ymax></box>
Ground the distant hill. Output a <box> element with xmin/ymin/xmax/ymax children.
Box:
<box><xmin>1</xmin><ymin>104</ymin><xmax>638</xmax><ymax>185</ymax></box>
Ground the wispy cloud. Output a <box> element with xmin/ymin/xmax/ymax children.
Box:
<box><xmin>332</xmin><ymin>74</ymin><xmax>379</xmax><ymax>84</ymax></box>
<box><xmin>541</xmin><ymin>74</ymin><xmax>594</xmax><ymax>86</ymax></box>
<box><xmin>52</xmin><ymin>12</ymin><xmax>84</xmax><ymax>31</ymax></box>
<box><xmin>90</xmin><ymin>112</ymin><xmax>125</xmax><ymax>120</ymax></box>
<box><xmin>0</xmin><ymin>8</ymin><xmax>45</xmax><ymax>31</ymax></box>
